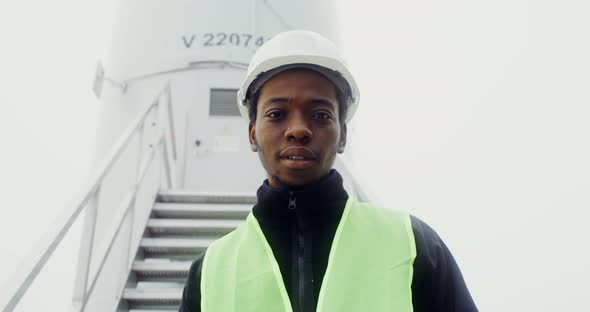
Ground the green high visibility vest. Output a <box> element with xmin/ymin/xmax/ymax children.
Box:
<box><xmin>201</xmin><ymin>199</ymin><xmax>417</xmax><ymax>311</ymax></box>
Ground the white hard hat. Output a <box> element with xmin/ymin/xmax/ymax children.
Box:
<box><xmin>237</xmin><ymin>30</ymin><xmax>360</xmax><ymax>123</ymax></box>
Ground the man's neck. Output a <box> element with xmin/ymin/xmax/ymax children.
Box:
<box><xmin>266</xmin><ymin>170</ymin><xmax>336</xmax><ymax>191</ymax></box>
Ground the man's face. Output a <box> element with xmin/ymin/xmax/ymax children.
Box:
<box><xmin>249</xmin><ymin>69</ymin><xmax>347</xmax><ymax>188</ymax></box>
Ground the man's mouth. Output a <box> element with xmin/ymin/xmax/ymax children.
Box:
<box><xmin>283</xmin><ymin>155</ymin><xmax>314</xmax><ymax>160</ymax></box>
<box><xmin>279</xmin><ymin>146</ymin><xmax>318</xmax><ymax>160</ymax></box>
<box><xmin>279</xmin><ymin>147</ymin><xmax>318</xmax><ymax>168</ymax></box>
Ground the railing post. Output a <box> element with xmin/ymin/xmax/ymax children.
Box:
<box><xmin>137</xmin><ymin>122</ymin><xmax>146</xmax><ymax>182</ymax></box>
<box><xmin>121</xmin><ymin>112</ymin><xmax>150</xmax><ymax>285</ymax></box>
<box><xmin>119</xmin><ymin>197</ymin><xmax>135</xmax><ymax>295</ymax></box>
<box><xmin>163</xmin><ymin>83</ymin><xmax>178</xmax><ymax>161</ymax></box>
<box><xmin>155</xmin><ymin>97</ymin><xmax>177</xmax><ymax>189</ymax></box>
<box><xmin>121</xmin><ymin>121</ymin><xmax>146</xmax><ymax>284</ymax></box>
<box><xmin>153</xmin><ymin>101</ymin><xmax>166</xmax><ymax>189</ymax></box>
<box><xmin>162</xmin><ymin>135</ymin><xmax>175</xmax><ymax>189</ymax></box>
<box><xmin>71</xmin><ymin>185</ymin><xmax>101</xmax><ymax>310</ymax></box>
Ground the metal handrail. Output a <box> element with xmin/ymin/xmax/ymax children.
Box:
<box><xmin>78</xmin><ymin>132</ymin><xmax>164</xmax><ymax>312</ymax></box>
<box><xmin>0</xmin><ymin>83</ymin><xmax>174</xmax><ymax>312</ymax></box>
<box><xmin>106</xmin><ymin>60</ymin><xmax>248</xmax><ymax>92</ymax></box>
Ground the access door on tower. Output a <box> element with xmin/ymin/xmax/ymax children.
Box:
<box><xmin>181</xmin><ymin>69</ymin><xmax>266</xmax><ymax>194</ymax></box>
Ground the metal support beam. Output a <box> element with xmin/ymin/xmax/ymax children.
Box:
<box><xmin>72</xmin><ymin>185</ymin><xmax>101</xmax><ymax>310</ymax></box>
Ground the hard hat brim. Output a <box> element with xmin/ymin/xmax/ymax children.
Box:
<box><xmin>237</xmin><ymin>55</ymin><xmax>359</xmax><ymax>123</ymax></box>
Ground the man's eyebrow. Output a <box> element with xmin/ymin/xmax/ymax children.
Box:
<box><xmin>261</xmin><ymin>97</ymin><xmax>337</xmax><ymax>109</ymax></box>
<box><xmin>262</xmin><ymin>97</ymin><xmax>289</xmax><ymax>106</ymax></box>
<box><xmin>309</xmin><ymin>98</ymin><xmax>337</xmax><ymax>109</ymax></box>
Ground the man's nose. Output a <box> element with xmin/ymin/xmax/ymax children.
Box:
<box><xmin>285</xmin><ymin>116</ymin><xmax>312</xmax><ymax>143</ymax></box>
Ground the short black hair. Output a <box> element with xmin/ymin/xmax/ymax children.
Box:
<box><xmin>248</xmin><ymin>83</ymin><xmax>349</xmax><ymax>125</ymax></box>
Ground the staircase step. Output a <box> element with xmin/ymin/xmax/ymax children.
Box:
<box><xmin>147</xmin><ymin>218</ymin><xmax>244</xmax><ymax>236</ymax></box>
<box><xmin>157</xmin><ymin>190</ymin><xmax>256</xmax><ymax>204</ymax></box>
<box><xmin>140</xmin><ymin>238</ymin><xmax>214</xmax><ymax>258</ymax></box>
<box><xmin>133</xmin><ymin>260</ymin><xmax>191</xmax><ymax>280</ymax></box>
<box><xmin>123</xmin><ymin>284</ymin><xmax>182</xmax><ymax>306</ymax></box>
<box><xmin>152</xmin><ymin>202</ymin><xmax>251</xmax><ymax>219</ymax></box>
<box><xmin>120</xmin><ymin>191</ymin><xmax>257</xmax><ymax>310</ymax></box>
<box><xmin>129</xmin><ymin>310</ymin><xmax>177</xmax><ymax>312</ymax></box>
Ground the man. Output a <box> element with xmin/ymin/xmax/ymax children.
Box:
<box><xmin>180</xmin><ymin>30</ymin><xmax>477</xmax><ymax>311</ymax></box>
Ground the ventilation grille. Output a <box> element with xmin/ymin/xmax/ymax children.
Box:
<box><xmin>210</xmin><ymin>88</ymin><xmax>240</xmax><ymax>116</ymax></box>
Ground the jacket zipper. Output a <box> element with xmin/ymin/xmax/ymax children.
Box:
<box><xmin>288</xmin><ymin>191</ymin><xmax>306</xmax><ymax>312</ymax></box>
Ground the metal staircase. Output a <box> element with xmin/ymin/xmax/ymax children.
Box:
<box><xmin>119</xmin><ymin>190</ymin><xmax>256</xmax><ymax>311</ymax></box>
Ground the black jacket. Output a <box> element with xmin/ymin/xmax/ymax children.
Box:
<box><xmin>179</xmin><ymin>170</ymin><xmax>478</xmax><ymax>311</ymax></box>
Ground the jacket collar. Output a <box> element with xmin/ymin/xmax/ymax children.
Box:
<box><xmin>252</xmin><ymin>169</ymin><xmax>349</xmax><ymax>228</ymax></box>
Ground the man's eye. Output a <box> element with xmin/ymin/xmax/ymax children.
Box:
<box><xmin>313</xmin><ymin>112</ymin><xmax>332</xmax><ymax>120</ymax></box>
<box><xmin>266</xmin><ymin>111</ymin><xmax>284</xmax><ymax>119</ymax></box>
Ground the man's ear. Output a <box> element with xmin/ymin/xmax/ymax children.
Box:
<box><xmin>248</xmin><ymin>122</ymin><xmax>258</xmax><ymax>152</ymax></box>
<box><xmin>338</xmin><ymin>123</ymin><xmax>347</xmax><ymax>154</ymax></box>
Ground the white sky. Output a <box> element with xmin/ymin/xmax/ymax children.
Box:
<box><xmin>1</xmin><ymin>0</ymin><xmax>589</xmax><ymax>311</ymax></box>
<box><xmin>340</xmin><ymin>1</ymin><xmax>590</xmax><ymax>310</ymax></box>
<box><xmin>339</xmin><ymin>2</ymin><xmax>590</xmax><ymax>310</ymax></box>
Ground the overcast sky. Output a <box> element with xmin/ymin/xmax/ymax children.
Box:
<box><xmin>1</xmin><ymin>1</ymin><xmax>589</xmax><ymax>311</ymax></box>
<box><xmin>340</xmin><ymin>3</ymin><xmax>590</xmax><ymax>310</ymax></box>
